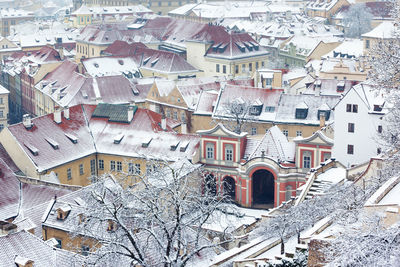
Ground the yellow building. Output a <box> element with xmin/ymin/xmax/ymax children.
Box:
<box><xmin>361</xmin><ymin>21</ymin><xmax>396</xmax><ymax>55</ymax></box>
<box><xmin>0</xmin><ymin>8</ymin><xmax>34</xmax><ymax>37</ymax></box>
<box><xmin>305</xmin><ymin>0</ymin><xmax>349</xmax><ymax>20</ymax></box>
<box><xmin>0</xmin><ymin>37</ymin><xmax>20</xmax><ymax>60</ymax></box>
<box><xmin>0</xmin><ymin>103</ymin><xmax>199</xmax><ymax>186</ymax></box>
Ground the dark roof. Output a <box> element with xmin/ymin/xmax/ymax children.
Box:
<box><xmin>92</xmin><ymin>103</ymin><xmax>137</xmax><ymax>123</ymax></box>
<box><xmin>102</xmin><ymin>40</ymin><xmax>148</xmax><ymax>56</ymax></box>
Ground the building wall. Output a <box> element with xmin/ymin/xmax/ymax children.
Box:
<box><xmin>308</xmin><ymin>41</ymin><xmax>341</xmax><ymax>62</ymax></box>
<box><xmin>0</xmin><ymin>127</ymin><xmax>38</xmax><ymax>177</ymax></box>
<box><xmin>75</xmin><ymin>41</ymin><xmax>109</xmax><ymax>62</ymax></box>
<box><xmin>0</xmin><ymin>91</ymin><xmax>9</xmax><ymax>129</ymax></box>
<box><xmin>332</xmin><ymin>88</ymin><xmax>382</xmax><ymax>167</ymax></box>
<box><xmin>140</xmin><ymin>67</ymin><xmax>200</xmax><ymax>80</ymax></box>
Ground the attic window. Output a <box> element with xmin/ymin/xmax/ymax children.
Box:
<box><xmin>46</xmin><ymin>138</ymin><xmax>59</xmax><ymax>149</ymax></box>
<box><xmin>143</xmin><ymin>57</ymin><xmax>151</xmax><ymax>64</ymax></box>
<box><xmin>150</xmin><ymin>58</ymin><xmax>159</xmax><ymax>66</ymax></box>
<box><xmin>337</xmin><ymin>81</ymin><xmax>345</xmax><ymax>92</ymax></box>
<box><xmin>212</xmin><ymin>42</ymin><xmax>222</xmax><ymax>51</ymax></box>
<box><xmin>179</xmin><ymin>141</ymin><xmax>189</xmax><ymax>152</ymax></box>
<box><xmin>57</xmin><ymin>205</ymin><xmax>71</xmax><ymax>220</ymax></box>
<box><xmin>315</xmin><ymin>79</ymin><xmax>322</xmax><ymax>88</ymax></box>
<box><xmin>170</xmin><ymin>141</ymin><xmax>180</xmax><ymax>151</ymax></box>
<box><xmin>265</xmin><ymin>106</ymin><xmax>275</xmax><ymax>112</ymax></box>
<box><xmin>218</xmin><ymin>43</ymin><xmax>228</xmax><ymax>53</ymax></box>
<box><xmin>373</xmin><ymin>105</ymin><xmax>383</xmax><ymax>112</ymax></box>
<box><xmin>118</xmin><ymin>59</ymin><xmax>124</xmax><ymax>65</ymax></box>
<box><xmin>295</xmin><ymin>107</ymin><xmax>308</xmax><ymax>119</ymax></box>
<box><xmin>142</xmin><ymin>137</ymin><xmax>152</xmax><ymax>148</ymax></box>
<box><xmin>318</xmin><ymin>110</ymin><xmax>330</xmax><ymax>120</ymax></box>
<box><xmin>25</xmin><ymin>143</ymin><xmax>39</xmax><ymax>156</ymax></box>
<box><xmin>114</xmin><ymin>133</ymin><xmax>124</xmax><ymax>144</ymax></box>
<box><xmin>235</xmin><ymin>42</ymin><xmax>245</xmax><ymax>52</ymax></box>
<box><xmin>65</xmin><ymin>133</ymin><xmax>78</xmax><ymax>143</ymax></box>
<box><xmin>93</xmin><ymin>63</ymin><xmax>99</xmax><ymax>68</ymax></box>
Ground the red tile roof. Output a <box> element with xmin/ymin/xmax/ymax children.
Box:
<box><xmin>7</xmin><ymin>104</ymin><xmax>199</xmax><ymax>172</ymax></box>
<box><xmin>102</xmin><ymin>40</ymin><xmax>148</xmax><ymax>56</ymax></box>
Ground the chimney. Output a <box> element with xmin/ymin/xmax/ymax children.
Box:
<box><xmin>14</xmin><ymin>256</ymin><xmax>34</xmax><ymax>267</ymax></box>
<box><xmin>54</xmin><ymin>107</ymin><xmax>62</xmax><ymax>124</ymax></box>
<box><xmin>319</xmin><ymin>112</ymin><xmax>326</xmax><ymax>127</ymax></box>
<box><xmin>0</xmin><ymin>221</ymin><xmax>17</xmax><ymax>236</ymax></box>
<box><xmin>181</xmin><ymin>123</ymin><xmax>187</xmax><ymax>134</ymax></box>
<box><xmin>315</xmin><ymin>80</ymin><xmax>321</xmax><ymax>96</ymax></box>
<box><xmin>128</xmin><ymin>105</ymin><xmax>134</xmax><ymax>122</ymax></box>
<box><xmin>64</xmin><ymin>107</ymin><xmax>70</xmax><ymax>120</ymax></box>
<box><xmin>161</xmin><ymin>116</ymin><xmax>166</xmax><ymax>130</ymax></box>
<box><xmin>22</xmin><ymin>114</ymin><xmax>33</xmax><ymax>129</ymax></box>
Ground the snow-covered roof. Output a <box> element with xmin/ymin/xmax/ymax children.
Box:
<box><xmin>7</xmin><ymin>104</ymin><xmax>199</xmax><ymax>172</ymax></box>
<box><xmin>322</xmin><ymin>39</ymin><xmax>364</xmax><ymax>59</ymax></box>
<box><xmin>72</xmin><ymin>4</ymin><xmax>152</xmax><ymax>16</ymax></box>
<box><xmin>246</xmin><ymin>125</ymin><xmax>295</xmax><ymax>162</ymax></box>
<box><xmin>83</xmin><ymin>56</ymin><xmax>139</xmax><ymax>77</ymax></box>
<box><xmin>362</xmin><ymin>21</ymin><xmax>397</xmax><ymax>39</ymax></box>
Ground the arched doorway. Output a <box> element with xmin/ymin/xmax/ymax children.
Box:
<box><xmin>252</xmin><ymin>169</ymin><xmax>275</xmax><ymax>207</ymax></box>
<box><xmin>204</xmin><ymin>174</ymin><xmax>216</xmax><ymax>196</ymax></box>
<box><xmin>223</xmin><ymin>176</ymin><xmax>236</xmax><ymax>201</ymax></box>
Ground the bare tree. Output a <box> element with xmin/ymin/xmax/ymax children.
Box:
<box><xmin>72</xmin><ymin>160</ymin><xmax>235</xmax><ymax>266</ymax></box>
<box><xmin>325</xmin><ymin>214</ymin><xmax>400</xmax><ymax>266</ymax></box>
<box><xmin>342</xmin><ymin>3</ymin><xmax>373</xmax><ymax>38</ymax></box>
<box><xmin>215</xmin><ymin>98</ymin><xmax>256</xmax><ymax>134</ymax></box>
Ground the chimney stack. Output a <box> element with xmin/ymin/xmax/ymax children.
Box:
<box><xmin>319</xmin><ymin>112</ymin><xmax>326</xmax><ymax>127</ymax></box>
<box><xmin>54</xmin><ymin>107</ymin><xmax>62</xmax><ymax>124</ymax></box>
<box><xmin>64</xmin><ymin>107</ymin><xmax>70</xmax><ymax>120</ymax></box>
<box><xmin>128</xmin><ymin>105</ymin><xmax>134</xmax><ymax>122</ymax></box>
<box><xmin>22</xmin><ymin>114</ymin><xmax>33</xmax><ymax>129</ymax></box>
<box><xmin>181</xmin><ymin>123</ymin><xmax>187</xmax><ymax>134</ymax></box>
<box><xmin>161</xmin><ymin>116</ymin><xmax>167</xmax><ymax>130</ymax></box>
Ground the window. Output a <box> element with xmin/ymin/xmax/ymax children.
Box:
<box><xmin>0</xmin><ymin>97</ymin><xmax>3</xmax><ymax>104</ymax></box>
<box><xmin>283</xmin><ymin>130</ymin><xmax>288</xmax><ymax>137</ymax></box>
<box><xmin>168</xmin><ymin>1</ymin><xmax>171</xmax><ymax>5</ymax></box>
<box><xmin>366</xmin><ymin>39</ymin><xmax>370</xmax><ymax>49</ymax></box>
<box><xmin>67</xmin><ymin>168</ymin><xmax>72</xmax><ymax>180</ymax></box>
<box><xmin>206</xmin><ymin>143</ymin><xmax>214</xmax><ymax>159</ymax></box>
<box><xmin>173</xmin><ymin>111</ymin><xmax>178</xmax><ymax>120</ymax></box>
<box><xmin>242</xmin><ymin>64</ymin><xmax>246</xmax><ymax>73</ymax></box>
<box><xmin>79</xmin><ymin>164</ymin><xmax>84</xmax><ymax>175</ymax></box>
<box><xmin>0</xmin><ymin>110</ymin><xmax>3</xmax><ymax>118</ymax></box>
<box><xmin>295</xmin><ymin>108</ymin><xmax>308</xmax><ymax>119</ymax></box>
<box><xmin>261</xmin><ymin>61</ymin><xmax>265</xmax><ymax>67</ymax></box>
<box><xmin>167</xmin><ymin>110</ymin><xmax>171</xmax><ymax>118</ymax></box>
<box><xmin>158</xmin><ymin>1</ymin><xmax>161</xmax><ymax>6</ymax></box>
<box><xmin>180</xmin><ymin>112</ymin><xmax>185</xmax><ymax>122</ymax></box>
<box><xmin>117</xmin><ymin>161</ymin><xmax>122</xmax><ymax>172</ymax></box>
<box><xmin>256</xmin><ymin>62</ymin><xmax>259</xmax><ymax>69</ymax></box>
<box><xmin>235</xmin><ymin>65</ymin><xmax>239</xmax><ymax>74</ymax></box>
<box><xmin>135</xmin><ymin>163</ymin><xmax>141</xmax><ymax>174</ymax></box>
<box><xmin>90</xmin><ymin>159</ymin><xmax>95</xmax><ymax>175</ymax></box>
<box><xmin>265</xmin><ymin>106</ymin><xmax>275</xmax><ymax>112</ymax></box>
<box><xmin>346</xmin><ymin>104</ymin><xmax>358</xmax><ymax>113</ymax></box>
<box><xmin>251</xmin><ymin>127</ymin><xmax>257</xmax><ymax>135</ymax></box>
<box><xmin>128</xmin><ymin>163</ymin><xmax>134</xmax><ymax>174</ymax></box>
<box><xmin>322</xmin><ymin>152</ymin><xmax>331</xmax><ymax>162</ymax></box>
<box><xmin>303</xmin><ymin>151</ymin><xmax>312</xmax><ymax>169</ymax></box>
<box><xmin>377</xmin><ymin>148</ymin><xmax>382</xmax><ymax>154</ymax></box>
<box><xmin>55</xmin><ymin>238</ymin><xmax>62</xmax><ymax>249</ymax></box>
<box><xmin>378</xmin><ymin>125</ymin><xmax>383</xmax><ymax>133</ymax></box>
<box><xmin>81</xmin><ymin>245</ymin><xmax>90</xmax><ymax>256</ymax></box>
<box><xmin>347</xmin><ymin>144</ymin><xmax>354</xmax><ymax>155</ymax></box>
<box><xmin>223</xmin><ymin>65</ymin><xmax>226</xmax><ymax>74</ymax></box>
<box><xmin>92</xmin><ymin>48</ymin><xmax>94</xmax><ymax>56</ymax></box>
<box><xmin>216</xmin><ymin>64</ymin><xmax>220</xmax><ymax>73</ymax></box>
<box><xmin>225</xmin><ymin>144</ymin><xmax>234</xmax><ymax>161</ymax></box>
<box><xmin>0</xmin><ymin>124</ymin><xmax>4</xmax><ymax>131</ymax></box>
<box><xmin>249</xmin><ymin>63</ymin><xmax>252</xmax><ymax>71</ymax></box>
<box><xmin>110</xmin><ymin>160</ymin><xmax>115</xmax><ymax>171</ymax></box>
<box><xmin>348</xmin><ymin>123</ymin><xmax>355</xmax><ymax>133</ymax></box>
<box><xmin>265</xmin><ymin>78</ymin><xmax>272</xmax><ymax>86</ymax></box>
<box><xmin>296</xmin><ymin>130</ymin><xmax>302</xmax><ymax>137</ymax></box>
<box><xmin>99</xmin><ymin>159</ymin><xmax>104</xmax><ymax>170</ymax></box>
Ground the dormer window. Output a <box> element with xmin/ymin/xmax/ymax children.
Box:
<box><xmin>337</xmin><ymin>81</ymin><xmax>345</xmax><ymax>92</ymax></box>
<box><xmin>295</xmin><ymin>102</ymin><xmax>308</xmax><ymax>119</ymax></box>
<box><xmin>318</xmin><ymin>110</ymin><xmax>330</xmax><ymax>120</ymax></box>
<box><xmin>57</xmin><ymin>205</ymin><xmax>71</xmax><ymax>220</ymax></box>
<box><xmin>373</xmin><ymin>104</ymin><xmax>383</xmax><ymax>112</ymax></box>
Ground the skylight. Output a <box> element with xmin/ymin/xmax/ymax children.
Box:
<box><xmin>45</xmin><ymin>138</ymin><xmax>59</xmax><ymax>149</ymax></box>
<box><xmin>142</xmin><ymin>137</ymin><xmax>152</xmax><ymax>148</ymax></box>
<box><xmin>179</xmin><ymin>141</ymin><xmax>189</xmax><ymax>152</ymax></box>
<box><xmin>65</xmin><ymin>133</ymin><xmax>78</xmax><ymax>144</ymax></box>
<box><xmin>24</xmin><ymin>143</ymin><xmax>39</xmax><ymax>156</ymax></box>
<box><xmin>114</xmin><ymin>133</ymin><xmax>124</xmax><ymax>144</ymax></box>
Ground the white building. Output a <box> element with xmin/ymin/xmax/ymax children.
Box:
<box><xmin>332</xmin><ymin>82</ymin><xmax>386</xmax><ymax>167</ymax></box>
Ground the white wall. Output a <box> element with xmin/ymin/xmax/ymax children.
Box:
<box><xmin>332</xmin><ymin>89</ymin><xmax>382</xmax><ymax>167</ymax></box>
